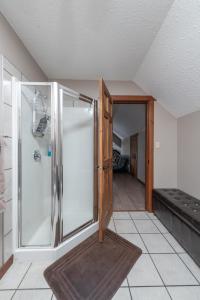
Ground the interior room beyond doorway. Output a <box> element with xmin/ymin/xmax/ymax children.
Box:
<box><xmin>113</xmin><ymin>104</ymin><xmax>146</xmax><ymax>211</ymax></box>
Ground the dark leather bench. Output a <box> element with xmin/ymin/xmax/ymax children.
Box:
<box><xmin>153</xmin><ymin>189</ymin><xmax>200</xmax><ymax>266</ymax></box>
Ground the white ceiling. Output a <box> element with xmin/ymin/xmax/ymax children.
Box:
<box><xmin>113</xmin><ymin>104</ymin><xmax>146</xmax><ymax>138</ymax></box>
<box><xmin>134</xmin><ymin>0</ymin><xmax>200</xmax><ymax>117</ymax></box>
<box><xmin>1</xmin><ymin>0</ymin><xmax>199</xmax><ymax>117</ymax></box>
<box><xmin>0</xmin><ymin>0</ymin><xmax>174</xmax><ymax>80</ymax></box>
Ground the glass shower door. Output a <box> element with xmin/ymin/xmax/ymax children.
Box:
<box><xmin>19</xmin><ymin>83</ymin><xmax>52</xmax><ymax>247</ymax></box>
<box><xmin>60</xmin><ymin>87</ymin><xmax>96</xmax><ymax>238</ymax></box>
<box><xmin>18</xmin><ymin>82</ymin><xmax>97</xmax><ymax>248</ymax></box>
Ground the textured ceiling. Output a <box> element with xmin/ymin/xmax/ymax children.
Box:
<box><xmin>1</xmin><ymin>0</ymin><xmax>199</xmax><ymax>117</ymax></box>
<box><xmin>0</xmin><ymin>0</ymin><xmax>173</xmax><ymax>80</ymax></box>
<box><xmin>113</xmin><ymin>104</ymin><xmax>146</xmax><ymax>138</ymax></box>
<box><xmin>134</xmin><ymin>0</ymin><xmax>200</xmax><ymax>117</ymax></box>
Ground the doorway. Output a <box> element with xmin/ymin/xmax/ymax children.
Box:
<box><xmin>111</xmin><ymin>95</ymin><xmax>154</xmax><ymax>213</ymax></box>
<box><xmin>96</xmin><ymin>80</ymin><xmax>154</xmax><ymax>241</ymax></box>
<box><xmin>98</xmin><ymin>81</ymin><xmax>154</xmax><ymax>241</ymax></box>
<box><xmin>112</xmin><ymin>103</ymin><xmax>146</xmax><ymax>211</ymax></box>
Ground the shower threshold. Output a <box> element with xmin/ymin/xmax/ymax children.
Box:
<box><xmin>14</xmin><ymin>221</ymin><xmax>98</xmax><ymax>262</ymax></box>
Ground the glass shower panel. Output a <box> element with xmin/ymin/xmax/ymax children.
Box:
<box><xmin>61</xmin><ymin>91</ymin><xmax>94</xmax><ymax>237</ymax></box>
<box><xmin>20</xmin><ymin>84</ymin><xmax>52</xmax><ymax>246</ymax></box>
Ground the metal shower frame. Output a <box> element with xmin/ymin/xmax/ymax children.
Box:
<box><xmin>16</xmin><ymin>81</ymin><xmax>98</xmax><ymax>248</ymax></box>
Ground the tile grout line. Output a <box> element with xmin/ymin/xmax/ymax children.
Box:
<box><xmin>151</xmin><ymin>218</ymin><xmax>200</xmax><ymax>286</ymax></box>
<box><xmin>126</xmin><ymin>271</ymin><xmax>133</xmax><ymax>300</ymax></box>
<box><xmin>148</xmin><ymin>252</ymin><xmax>173</xmax><ymax>300</ymax></box>
<box><xmin>127</xmin><ymin>284</ymin><xmax>200</xmax><ymax>288</ymax></box>
<box><xmin>11</xmin><ymin>262</ymin><xmax>32</xmax><ymax>299</ymax></box>
<box><xmin>127</xmin><ymin>212</ymin><xmax>136</xmax><ymax>300</ymax></box>
<box><xmin>0</xmin><ymin>288</ymin><xmax>52</xmax><ymax>291</ymax></box>
<box><xmin>126</xmin><ymin>212</ymin><xmax>134</xmax><ymax>300</ymax></box>
<box><xmin>113</xmin><ymin>213</ymin><xmax>134</xmax><ymax>299</ymax></box>
<box><xmin>129</xmin><ymin>212</ymin><xmax>173</xmax><ymax>300</ymax></box>
<box><xmin>17</xmin><ymin>263</ymin><xmax>33</xmax><ymax>289</ymax></box>
<box><xmin>111</xmin><ymin>214</ymin><xmax>132</xmax><ymax>299</ymax></box>
<box><xmin>150</xmin><ymin>215</ymin><xmax>200</xmax><ymax>291</ymax></box>
<box><xmin>112</xmin><ymin>218</ymin><xmax>118</xmax><ymax>233</ymax></box>
<box><xmin>113</xmin><ymin>212</ymin><xmax>200</xmax><ymax>286</ymax></box>
<box><xmin>177</xmin><ymin>253</ymin><xmax>200</xmax><ymax>285</ymax></box>
<box><xmin>113</xmin><ymin>231</ymin><xmax>167</xmax><ymax>235</ymax></box>
<box><xmin>151</xmin><ymin>219</ymin><xmax>178</xmax><ymax>253</ymax></box>
<box><xmin>127</xmin><ymin>280</ymin><xmax>133</xmax><ymax>300</ymax></box>
<box><xmin>117</xmin><ymin>284</ymin><xmax>200</xmax><ymax>287</ymax></box>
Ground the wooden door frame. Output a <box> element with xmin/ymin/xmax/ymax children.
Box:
<box><xmin>130</xmin><ymin>133</ymin><xmax>138</xmax><ymax>178</ymax></box>
<box><xmin>111</xmin><ymin>95</ymin><xmax>155</xmax><ymax>212</ymax></box>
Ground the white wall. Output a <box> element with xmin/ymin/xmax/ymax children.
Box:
<box><xmin>113</xmin><ymin>104</ymin><xmax>146</xmax><ymax>138</ymax></box>
<box><xmin>0</xmin><ymin>13</ymin><xmax>47</xmax><ymax>81</ymax></box>
<box><xmin>178</xmin><ymin>111</ymin><xmax>200</xmax><ymax>200</ymax></box>
<box><xmin>0</xmin><ymin>13</ymin><xmax>47</xmax><ymax>262</ymax></box>
<box><xmin>54</xmin><ymin>79</ymin><xmax>146</xmax><ymax>98</ymax></box>
<box><xmin>154</xmin><ymin>101</ymin><xmax>177</xmax><ymax>188</ymax></box>
<box><xmin>137</xmin><ymin>131</ymin><xmax>146</xmax><ymax>183</ymax></box>
<box><xmin>121</xmin><ymin>137</ymin><xmax>130</xmax><ymax>156</ymax></box>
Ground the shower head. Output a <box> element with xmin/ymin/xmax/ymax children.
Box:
<box><xmin>32</xmin><ymin>88</ymin><xmax>50</xmax><ymax>137</ymax></box>
<box><xmin>35</xmin><ymin>115</ymin><xmax>50</xmax><ymax>136</ymax></box>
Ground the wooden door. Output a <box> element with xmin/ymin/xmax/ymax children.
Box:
<box><xmin>130</xmin><ymin>134</ymin><xmax>138</xmax><ymax>177</ymax></box>
<box><xmin>98</xmin><ymin>79</ymin><xmax>113</xmax><ymax>242</ymax></box>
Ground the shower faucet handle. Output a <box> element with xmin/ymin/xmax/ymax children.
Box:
<box><xmin>33</xmin><ymin>150</ymin><xmax>41</xmax><ymax>162</ymax></box>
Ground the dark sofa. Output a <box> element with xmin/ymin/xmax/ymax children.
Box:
<box><xmin>113</xmin><ymin>149</ymin><xmax>129</xmax><ymax>173</ymax></box>
<box><xmin>153</xmin><ymin>189</ymin><xmax>200</xmax><ymax>266</ymax></box>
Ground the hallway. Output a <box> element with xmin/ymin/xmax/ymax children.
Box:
<box><xmin>113</xmin><ymin>173</ymin><xmax>145</xmax><ymax>211</ymax></box>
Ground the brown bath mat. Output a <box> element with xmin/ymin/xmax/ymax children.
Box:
<box><xmin>44</xmin><ymin>229</ymin><xmax>141</xmax><ymax>300</ymax></box>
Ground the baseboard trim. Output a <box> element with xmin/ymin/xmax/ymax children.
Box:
<box><xmin>137</xmin><ymin>178</ymin><xmax>145</xmax><ymax>186</ymax></box>
<box><xmin>0</xmin><ymin>255</ymin><xmax>13</xmax><ymax>279</ymax></box>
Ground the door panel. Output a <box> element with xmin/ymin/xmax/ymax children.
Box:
<box><xmin>98</xmin><ymin>79</ymin><xmax>113</xmax><ymax>242</ymax></box>
<box><xmin>60</xmin><ymin>89</ymin><xmax>95</xmax><ymax>239</ymax></box>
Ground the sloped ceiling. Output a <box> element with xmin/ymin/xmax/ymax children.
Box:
<box><xmin>0</xmin><ymin>0</ymin><xmax>173</xmax><ymax>80</ymax></box>
<box><xmin>134</xmin><ymin>0</ymin><xmax>200</xmax><ymax>117</ymax></box>
<box><xmin>113</xmin><ymin>104</ymin><xmax>146</xmax><ymax>138</ymax></box>
<box><xmin>0</xmin><ymin>0</ymin><xmax>199</xmax><ymax>117</ymax></box>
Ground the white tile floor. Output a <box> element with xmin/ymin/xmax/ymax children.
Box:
<box><xmin>0</xmin><ymin>211</ymin><xmax>200</xmax><ymax>300</ymax></box>
<box><xmin>109</xmin><ymin>211</ymin><xmax>200</xmax><ymax>300</ymax></box>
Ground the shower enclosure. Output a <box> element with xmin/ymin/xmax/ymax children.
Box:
<box><xmin>16</xmin><ymin>82</ymin><xmax>97</xmax><ymax>248</ymax></box>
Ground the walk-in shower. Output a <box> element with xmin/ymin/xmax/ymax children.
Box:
<box><xmin>14</xmin><ymin>82</ymin><xmax>98</xmax><ymax>250</ymax></box>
